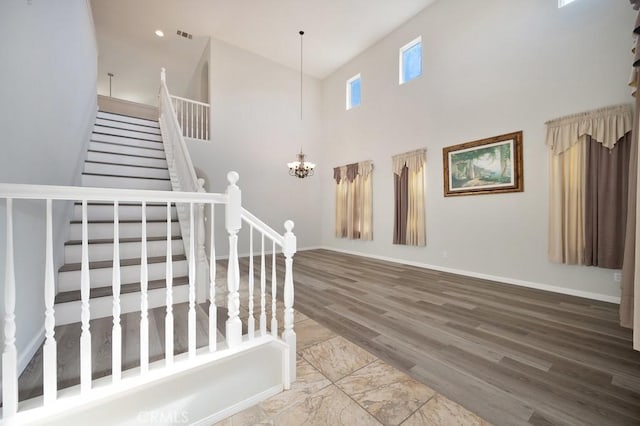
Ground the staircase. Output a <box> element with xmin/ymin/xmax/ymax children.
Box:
<box><xmin>0</xmin><ymin>71</ymin><xmax>297</xmax><ymax>425</ymax></box>
<box><xmin>54</xmin><ymin>111</ymin><xmax>189</xmax><ymax>325</ymax></box>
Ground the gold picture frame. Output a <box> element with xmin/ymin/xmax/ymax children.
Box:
<box><xmin>443</xmin><ymin>131</ymin><xmax>524</xmax><ymax>197</ymax></box>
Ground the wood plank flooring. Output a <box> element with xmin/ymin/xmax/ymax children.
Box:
<box><xmin>285</xmin><ymin>249</ymin><xmax>640</xmax><ymax>426</ymax></box>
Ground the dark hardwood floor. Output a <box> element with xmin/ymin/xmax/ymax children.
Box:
<box><xmin>282</xmin><ymin>249</ymin><xmax>640</xmax><ymax>426</ymax></box>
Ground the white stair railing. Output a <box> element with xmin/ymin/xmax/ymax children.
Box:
<box><xmin>171</xmin><ymin>95</ymin><xmax>210</xmax><ymax>141</ymax></box>
<box><xmin>0</xmin><ymin>175</ymin><xmax>297</xmax><ymax>422</ymax></box>
<box><xmin>158</xmin><ymin>68</ymin><xmax>209</xmax><ymax>303</ymax></box>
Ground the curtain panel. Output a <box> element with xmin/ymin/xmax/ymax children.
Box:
<box><xmin>392</xmin><ymin>149</ymin><xmax>426</xmax><ymax>246</ymax></box>
<box><xmin>546</xmin><ymin>105</ymin><xmax>633</xmax><ymax>267</ymax></box>
<box><xmin>334</xmin><ymin>161</ymin><xmax>373</xmax><ymax>240</ymax></box>
<box><xmin>622</xmin><ymin>0</ymin><xmax>640</xmax><ymax>343</ymax></box>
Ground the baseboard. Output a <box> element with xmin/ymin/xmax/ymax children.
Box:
<box><xmin>19</xmin><ymin>326</ymin><xmax>45</xmax><ymax>375</ymax></box>
<box><xmin>316</xmin><ymin>246</ymin><xmax>621</xmax><ymax>304</ymax></box>
<box><xmin>193</xmin><ymin>384</ymin><xmax>283</xmax><ymax>425</ymax></box>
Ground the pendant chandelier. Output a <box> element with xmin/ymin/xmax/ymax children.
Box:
<box><xmin>288</xmin><ymin>30</ymin><xmax>315</xmax><ymax>178</ymax></box>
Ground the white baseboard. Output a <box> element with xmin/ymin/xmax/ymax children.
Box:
<box><xmin>19</xmin><ymin>326</ymin><xmax>45</xmax><ymax>375</ymax></box>
<box><xmin>193</xmin><ymin>384</ymin><xmax>283</xmax><ymax>425</ymax></box>
<box><xmin>316</xmin><ymin>246</ymin><xmax>621</xmax><ymax>304</ymax></box>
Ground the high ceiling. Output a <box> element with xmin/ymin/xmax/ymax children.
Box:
<box><xmin>90</xmin><ymin>0</ymin><xmax>437</xmax><ymax>79</ymax></box>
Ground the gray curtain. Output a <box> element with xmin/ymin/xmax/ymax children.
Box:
<box><xmin>393</xmin><ymin>165</ymin><xmax>408</xmax><ymax>245</ymax></box>
<box><xmin>621</xmin><ymin>0</ymin><xmax>640</xmax><ymax>329</ymax></box>
<box><xmin>584</xmin><ymin>133</ymin><xmax>631</xmax><ymax>268</ymax></box>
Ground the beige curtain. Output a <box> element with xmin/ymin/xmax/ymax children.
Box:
<box><xmin>393</xmin><ymin>149</ymin><xmax>426</xmax><ymax>246</ymax></box>
<box><xmin>548</xmin><ymin>140</ymin><xmax>586</xmax><ymax>264</ymax></box>
<box><xmin>334</xmin><ymin>161</ymin><xmax>373</xmax><ymax>240</ymax></box>
<box><xmin>546</xmin><ymin>105</ymin><xmax>633</xmax><ymax>265</ymax></box>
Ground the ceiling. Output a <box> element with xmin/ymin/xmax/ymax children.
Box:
<box><xmin>90</xmin><ymin>0</ymin><xmax>438</xmax><ymax>79</ymax></box>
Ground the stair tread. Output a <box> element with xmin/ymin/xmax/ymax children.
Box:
<box><xmin>88</xmin><ymin>149</ymin><xmax>167</xmax><ymax>161</ymax></box>
<box><xmin>92</xmin><ymin>131</ymin><xmax>163</xmax><ymax>144</ymax></box>
<box><xmin>84</xmin><ymin>160</ymin><xmax>169</xmax><ymax>171</ymax></box>
<box><xmin>65</xmin><ymin>235</ymin><xmax>182</xmax><ymax>246</ymax></box>
<box><xmin>54</xmin><ymin>276</ymin><xmax>189</xmax><ymax>304</ymax></box>
<box><xmin>59</xmin><ymin>254</ymin><xmax>187</xmax><ymax>272</ymax></box>
<box><xmin>70</xmin><ymin>218</ymin><xmax>178</xmax><ymax>224</ymax></box>
<box><xmin>97</xmin><ymin>111</ymin><xmax>159</xmax><ymax>127</ymax></box>
<box><xmin>82</xmin><ymin>172</ymin><xmax>171</xmax><ymax>181</ymax></box>
<box><xmin>90</xmin><ymin>139</ymin><xmax>165</xmax><ymax>152</ymax></box>
<box><xmin>94</xmin><ymin>124</ymin><xmax>161</xmax><ymax>137</ymax></box>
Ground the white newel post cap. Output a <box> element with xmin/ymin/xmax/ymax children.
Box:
<box><xmin>160</xmin><ymin>67</ymin><xmax>166</xmax><ymax>82</ymax></box>
<box><xmin>284</xmin><ymin>220</ymin><xmax>297</xmax><ymax>256</ymax></box>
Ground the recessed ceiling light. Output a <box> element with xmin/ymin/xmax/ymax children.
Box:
<box><xmin>155</xmin><ymin>30</ymin><xmax>164</xmax><ymax>37</ymax></box>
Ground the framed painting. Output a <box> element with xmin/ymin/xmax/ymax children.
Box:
<box><xmin>443</xmin><ymin>131</ymin><xmax>523</xmax><ymax>197</ymax></box>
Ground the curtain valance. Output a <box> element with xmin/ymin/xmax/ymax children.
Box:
<box><xmin>333</xmin><ymin>160</ymin><xmax>373</xmax><ymax>183</ymax></box>
<box><xmin>545</xmin><ymin>104</ymin><xmax>633</xmax><ymax>155</ymax></box>
<box><xmin>392</xmin><ymin>149</ymin><xmax>426</xmax><ymax>175</ymax></box>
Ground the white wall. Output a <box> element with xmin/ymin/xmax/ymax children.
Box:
<box><xmin>187</xmin><ymin>38</ymin><xmax>323</xmax><ymax>256</ymax></box>
<box><xmin>185</xmin><ymin>37</ymin><xmax>211</xmax><ymax>104</ymax></box>
<box><xmin>320</xmin><ymin>0</ymin><xmax>634</xmax><ymax>301</ymax></box>
<box><xmin>0</xmin><ymin>0</ymin><xmax>98</xmax><ymax>370</ymax></box>
<box><xmin>94</xmin><ymin>28</ymin><xmax>209</xmax><ymax>106</ymax></box>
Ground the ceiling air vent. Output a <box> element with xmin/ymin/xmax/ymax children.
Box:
<box><xmin>176</xmin><ymin>30</ymin><xmax>193</xmax><ymax>40</ymax></box>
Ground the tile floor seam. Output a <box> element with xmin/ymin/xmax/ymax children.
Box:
<box><xmin>333</xmin><ymin>357</ymin><xmax>379</xmax><ymax>385</ymax></box>
<box><xmin>397</xmin><ymin>392</ymin><xmax>437</xmax><ymax>425</ymax></box>
<box><xmin>333</xmin><ymin>382</ymin><xmax>385</xmax><ymax>425</ymax></box>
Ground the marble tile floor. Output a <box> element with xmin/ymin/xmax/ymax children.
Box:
<box><xmin>216</xmin><ymin>317</ymin><xmax>490</xmax><ymax>426</ymax></box>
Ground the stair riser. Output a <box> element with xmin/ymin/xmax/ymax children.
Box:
<box><xmin>54</xmin><ymin>285</ymin><xmax>189</xmax><ymax>325</ymax></box>
<box><xmin>93</xmin><ymin>125</ymin><xmax>162</xmax><ymax>141</ymax></box>
<box><xmin>72</xmin><ymin>204</ymin><xmax>177</xmax><ymax>221</ymax></box>
<box><xmin>87</xmin><ymin>151</ymin><xmax>168</xmax><ymax>168</ymax></box>
<box><xmin>69</xmin><ymin>221</ymin><xmax>180</xmax><ymax>240</ymax></box>
<box><xmin>88</xmin><ymin>141</ymin><xmax>166</xmax><ymax>159</ymax></box>
<box><xmin>92</xmin><ymin>132</ymin><xmax>163</xmax><ymax>150</ymax></box>
<box><xmin>64</xmin><ymin>239</ymin><xmax>185</xmax><ymax>263</ymax></box>
<box><xmin>58</xmin><ymin>259</ymin><xmax>189</xmax><ymax>292</ymax></box>
<box><xmin>97</xmin><ymin>111</ymin><xmax>159</xmax><ymax>128</ymax></box>
<box><xmin>81</xmin><ymin>174</ymin><xmax>172</xmax><ymax>190</ymax></box>
<box><xmin>95</xmin><ymin>117</ymin><xmax>161</xmax><ymax>135</ymax></box>
<box><xmin>84</xmin><ymin>161</ymin><xmax>170</xmax><ymax>179</ymax></box>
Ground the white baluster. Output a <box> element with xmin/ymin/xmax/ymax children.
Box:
<box><xmin>225</xmin><ymin>172</ymin><xmax>242</xmax><ymax>347</ymax></box>
<box><xmin>271</xmin><ymin>240</ymin><xmax>277</xmax><ymax>337</ymax></box>
<box><xmin>196</xmin><ymin>179</ymin><xmax>208</xmax><ymax>303</ymax></box>
<box><xmin>209</xmin><ymin>205</ymin><xmax>217</xmax><ymax>352</ymax></box>
<box><xmin>196</xmin><ymin>104</ymin><xmax>200</xmax><ymax>140</ymax></box>
<box><xmin>43</xmin><ymin>199</ymin><xmax>57</xmax><ymax>404</ymax></box>
<box><xmin>80</xmin><ymin>200</ymin><xmax>92</xmax><ymax>392</ymax></box>
<box><xmin>181</xmin><ymin>99</ymin><xmax>185</xmax><ymax>137</ymax></box>
<box><xmin>165</xmin><ymin>202</ymin><xmax>174</xmax><ymax>365</ymax></box>
<box><xmin>282</xmin><ymin>220</ymin><xmax>297</xmax><ymax>382</ymax></box>
<box><xmin>248</xmin><ymin>225</ymin><xmax>255</xmax><ymax>339</ymax></box>
<box><xmin>3</xmin><ymin>199</ymin><xmax>18</xmax><ymax>418</ymax></box>
<box><xmin>188</xmin><ymin>202</ymin><xmax>196</xmax><ymax>358</ymax></box>
<box><xmin>260</xmin><ymin>233</ymin><xmax>266</xmax><ymax>336</ymax></box>
<box><xmin>140</xmin><ymin>202</ymin><xmax>149</xmax><ymax>374</ymax></box>
<box><xmin>205</xmin><ymin>105</ymin><xmax>209</xmax><ymax>141</ymax></box>
<box><xmin>112</xmin><ymin>202</ymin><xmax>122</xmax><ymax>383</ymax></box>
<box><xmin>190</xmin><ymin>102</ymin><xmax>195</xmax><ymax>138</ymax></box>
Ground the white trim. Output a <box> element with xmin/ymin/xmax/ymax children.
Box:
<box><xmin>193</xmin><ymin>384</ymin><xmax>283</xmax><ymax>425</ymax></box>
<box><xmin>346</xmin><ymin>73</ymin><xmax>361</xmax><ymax>110</ymax></box>
<box><xmin>18</xmin><ymin>326</ymin><xmax>45</xmax><ymax>375</ymax></box>
<box><xmin>317</xmin><ymin>246</ymin><xmax>621</xmax><ymax>304</ymax></box>
<box><xmin>399</xmin><ymin>35</ymin><xmax>422</xmax><ymax>85</ymax></box>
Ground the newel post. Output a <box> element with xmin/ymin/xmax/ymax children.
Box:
<box><xmin>282</xmin><ymin>220</ymin><xmax>297</xmax><ymax>384</ymax></box>
<box><xmin>160</xmin><ymin>67</ymin><xmax>166</xmax><ymax>83</ymax></box>
<box><xmin>225</xmin><ymin>171</ymin><xmax>242</xmax><ymax>347</ymax></box>
<box><xmin>196</xmin><ymin>178</ymin><xmax>208</xmax><ymax>303</ymax></box>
